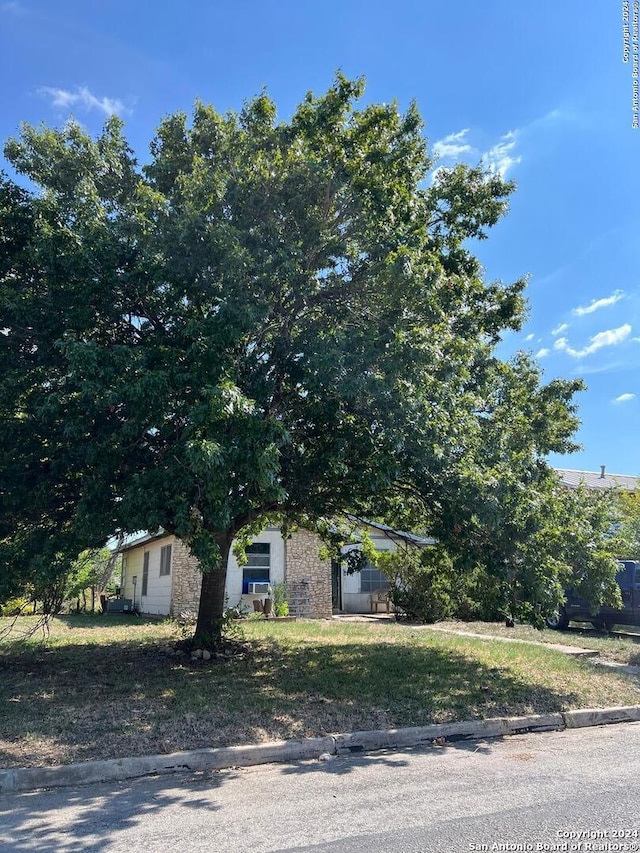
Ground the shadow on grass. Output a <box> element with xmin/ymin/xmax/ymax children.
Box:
<box><xmin>0</xmin><ymin>630</ymin><xmax>587</xmax><ymax>770</ymax></box>
<box><xmin>54</xmin><ymin>613</ymin><xmax>170</xmax><ymax>630</ymax></box>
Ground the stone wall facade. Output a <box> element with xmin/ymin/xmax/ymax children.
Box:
<box><xmin>136</xmin><ymin>528</ymin><xmax>333</xmax><ymax>619</ymax></box>
<box><xmin>169</xmin><ymin>537</ymin><xmax>202</xmax><ymax>616</ymax></box>
<box><xmin>285</xmin><ymin>529</ymin><xmax>333</xmax><ymax>619</ymax></box>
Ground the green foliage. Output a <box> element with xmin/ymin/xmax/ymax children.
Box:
<box><xmin>316</xmin><ymin>518</ymin><xmax>377</xmax><ymax>575</ymax></box>
<box><xmin>379</xmin><ymin>546</ymin><xmax>455</xmax><ymax>623</ymax></box>
<box><xmin>0</xmin><ymin>75</ymin><xmax>585</xmax><ymax>641</ymax></box>
<box><xmin>272</xmin><ymin>581</ymin><xmax>289</xmax><ymax>617</ymax></box>
<box><xmin>554</xmin><ymin>486</ymin><xmax>624</xmax><ymax>613</ymax></box>
<box><xmin>376</xmin><ymin>476</ymin><xmax>624</xmax><ymax>628</ymax></box>
<box><xmin>247</xmin><ymin>610</ymin><xmax>267</xmax><ymax>621</ymax></box>
<box><xmin>449</xmin><ymin>568</ymin><xmax>505</xmax><ymax>623</ymax></box>
<box><xmin>422</xmin><ymin>479</ymin><xmax>622</xmax><ymax>626</ymax></box>
<box><xmin>616</xmin><ymin>490</ymin><xmax>640</xmax><ymax>557</ymax></box>
<box><xmin>65</xmin><ymin>548</ymin><xmax>112</xmax><ymax>604</ymax></box>
<box><xmin>0</xmin><ymin>596</ymin><xmax>31</xmax><ymax>617</ymax></box>
<box><xmin>379</xmin><ymin>546</ymin><xmax>504</xmax><ymax>624</ymax></box>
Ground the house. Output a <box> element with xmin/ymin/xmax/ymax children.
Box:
<box><xmin>555</xmin><ymin>466</ymin><xmax>638</xmax><ymax>492</ymax></box>
<box><xmin>338</xmin><ymin>519</ymin><xmax>434</xmax><ymax>613</ymax></box>
<box><xmin>123</xmin><ymin>468</ymin><xmax>640</xmax><ymax>619</ymax></box>
<box><xmin>118</xmin><ymin>519</ymin><xmax>435</xmax><ymax>618</ymax></box>
<box><xmin>119</xmin><ymin>527</ymin><xmax>332</xmax><ymax>619</ymax></box>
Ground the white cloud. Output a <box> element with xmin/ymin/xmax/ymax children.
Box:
<box><xmin>613</xmin><ymin>393</ymin><xmax>636</xmax><ymax>404</ymax></box>
<box><xmin>535</xmin><ymin>348</ymin><xmax>550</xmax><ymax>358</ymax></box>
<box><xmin>554</xmin><ymin>324</ymin><xmax>632</xmax><ymax>358</ymax></box>
<box><xmin>482</xmin><ymin>131</ymin><xmax>521</xmax><ymax>178</ymax></box>
<box><xmin>432</xmin><ymin>129</ymin><xmax>475</xmax><ymax>159</ymax></box>
<box><xmin>432</xmin><ymin>109</ymin><xmax>567</xmax><ymax>181</ymax></box>
<box><xmin>524</xmin><ymin>333</ymin><xmax>535</xmax><ymax>342</ymax></box>
<box><xmin>572</xmin><ymin>290</ymin><xmax>624</xmax><ymax>317</ymax></box>
<box><xmin>552</xmin><ymin>323</ymin><xmax>569</xmax><ymax>336</ymax></box>
<box><xmin>39</xmin><ymin>85</ymin><xmax>126</xmax><ymax>117</ymax></box>
<box><xmin>433</xmin><ymin>107</ymin><xmax>571</xmax><ymax>186</ymax></box>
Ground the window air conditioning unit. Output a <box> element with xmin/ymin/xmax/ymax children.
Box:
<box><xmin>248</xmin><ymin>582</ymin><xmax>271</xmax><ymax>595</ymax></box>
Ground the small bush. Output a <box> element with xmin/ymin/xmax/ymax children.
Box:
<box><xmin>380</xmin><ymin>547</ymin><xmax>455</xmax><ymax>623</ymax></box>
<box><xmin>272</xmin><ymin>582</ymin><xmax>290</xmax><ymax>617</ymax></box>
<box><xmin>0</xmin><ymin>596</ymin><xmax>32</xmax><ymax>617</ymax></box>
<box><xmin>379</xmin><ymin>547</ymin><xmax>507</xmax><ymax>624</ymax></box>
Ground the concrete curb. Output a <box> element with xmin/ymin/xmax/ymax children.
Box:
<box><xmin>562</xmin><ymin>705</ymin><xmax>640</xmax><ymax>728</ymax></box>
<box><xmin>0</xmin><ymin>736</ymin><xmax>336</xmax><ymax>796</ymax></box>
<box><xmin>2</xmin><ymin>707</ymin><xmax>640</xmax><ymax>796</ymax></box>
<box><xmin>334</xmin><ymin>713</ymin><xmax>564</xmax><ymax>754</ymax></box>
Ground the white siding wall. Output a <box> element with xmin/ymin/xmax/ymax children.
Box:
<box><xmin>340</xmin><ymin>535</ymin><xmax>396</xmax><ymax>614</ymax></box>
<box><xmin>121</xmin><ymin>537</ymin><xmax>173</xmax><ymax>616</ymax></box>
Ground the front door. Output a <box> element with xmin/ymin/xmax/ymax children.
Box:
<box><xmin>331</xmin><ymin>560</ymin><xmax>342</xmax><ymax>612</ymax></box>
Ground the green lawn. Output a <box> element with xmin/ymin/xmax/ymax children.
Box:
<box><xmin>1</xmin><ymin>614</ymin><xmax>639</xmax><ymax>769</ymax></box>
<box><xmin>433</xmin><ymin>619</ymin><xmax>640</xmax><ymax>666</ymax></box>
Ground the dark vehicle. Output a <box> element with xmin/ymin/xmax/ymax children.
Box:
<box><xmin>546</xmin><ymin>560</ymin><xmax>640</xmax><ymax>632</ymax></box>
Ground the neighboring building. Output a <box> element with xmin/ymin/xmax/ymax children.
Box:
<box><xmin>555</xmin><ymin>466</ymin><xmax>639</xmax><ymax>493</ymax></box>
<box><xmin>118</xmin><ymin>519</ymin><xmax>434</xmax><ymax>618</ymax></box>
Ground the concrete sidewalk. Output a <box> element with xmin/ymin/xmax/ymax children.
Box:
<box><xmin>2</xmin><ymin>705</ymin><xmax>640</xmax><ymax>796</ymax></box>
<box><xmin>331</xmin><ymin>617</ymin><xmax>622</xmax><ymax>659</ymax></box>
<box><xmin>424</xmin><ymin>625</ymin><xmax>602</xmax><ymax>657</ymax></box>
<box><xmin>424</xmin><ymin>625</ymin><xmax>640</xmax><ymax>673</ymax></box>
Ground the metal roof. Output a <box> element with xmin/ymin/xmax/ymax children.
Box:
<box><xmin>346</xmin><ymin>515</ymin><xmax>436</xmax><ymax>547</ymax></box>
<box><xmin>555</xmin><ymin>468</ymin><xmax>639</xmax><ymax>492</ymax></box>
<box><xmin>119</xmin><ymin>529</ymin><xmax>167</xmax><ymax>552</ymax></box>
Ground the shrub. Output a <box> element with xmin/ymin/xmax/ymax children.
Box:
<box><xmin>0</xmin><ymin>596</ymin><xmax>32</xmax><ymax>617</ymax></box>
<box><xmin>272</xmin><ymin>582</ymin><xmax>290</xmax><ymax>617</ymax></box>
<box><xmin>380</xmin><ymin>547</ymin><xmax>455</xmax><ymax>623</ymax></box>
<box><xmin>378</xmin><ymin>547</ymin><xmax>508</xmax><ymax>624</ymax></box>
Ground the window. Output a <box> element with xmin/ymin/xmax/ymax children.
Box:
<box><xmin>242</xmin><ymin>543</ymin><xmax>270</xmax><ymax>592</ymax></box>
<box><xmin>360</xmin><ymin>563</ymin><xmax>389</xmax><ymax>594</ymax></box>
<box><xmin>142</xmin><ymin>552</ymin><xmax>150</xmax><ymax>597</ymax></box>
<box><xmin>159</xmin><ymin>544</ymin><xmax>172</xmax><ymax>577</ymax></box>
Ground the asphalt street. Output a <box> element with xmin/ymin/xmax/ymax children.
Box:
<box><xmin>2</xmin><ymin>722</ymin><xmax>640</xmax><ymax>853</ymax></box>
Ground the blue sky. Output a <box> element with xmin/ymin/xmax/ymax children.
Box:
<box><xmin>2</xmin><ymin>0</ymin><xmax>639</xmax><ymax>476</ymax></box>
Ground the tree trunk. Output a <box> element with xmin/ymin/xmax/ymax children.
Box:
<box><xmin>194</xmin><ymin>535</ymin><xmax>233</xmax><ymax>646</ymax></box>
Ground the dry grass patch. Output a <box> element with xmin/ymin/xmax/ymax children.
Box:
<box><xmin>1</xmin><ymin>615</ymin><xmax>639</xmax><ymax>769</ymax></box>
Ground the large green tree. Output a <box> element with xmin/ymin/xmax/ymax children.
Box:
<box><xmin>616</xmin><ymin>489</ymin><xmax>640</xmax><ymax>557</ymax></box>
<box><xmin>1</xmin><ymin>76</ymin><xmax>582</xmax><ymax>642</ymax></box>
<box><xmin>366</xmin><ymin>352</ymin><xmax>623</xmax><ymax>626</ymax></box>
